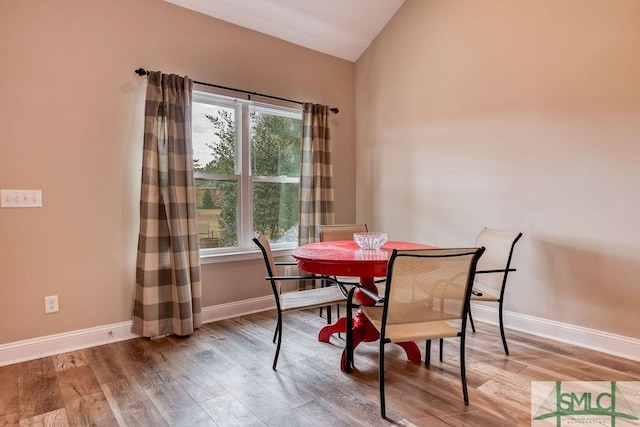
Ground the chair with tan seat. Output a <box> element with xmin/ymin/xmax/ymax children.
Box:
<box><xmin>317</xmin><ymin>223</ymin><xmax>386</xmax><ymax>286</ymax></box>
<box><xmin>316</xmin><ymin>224</ymin><xmax>370</xmax><ymax>320</ymax></box>
<box><xmin>253</xmin><ymin>233</ymin><xmax>348</xmax><ymax>370</ymax></box>
<box><xmin>345</xmin><ymin>247</ymin><xmax>485</xmax><ymax>418</ymax></box>
<box><xmin>318</xmin><ymin>223</ymin><xmax>368</xmax><ymax>242</ymax></box>
<box><xmin>468</xmin><ymin>228</ymin><xmax>523</xmax><ymax>355</ymax></box>
<box><xmin>317</xmin><ymin>225</ymin><xmax>369</xmax><ymax>282</ymax></box>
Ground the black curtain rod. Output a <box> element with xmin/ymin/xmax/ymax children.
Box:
<box><xmin>135</xmin><ymin>68</ymin><xmax>339</xmax><ymax>114</ymax></box>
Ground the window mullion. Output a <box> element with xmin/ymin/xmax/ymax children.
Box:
<box><xmin>239</xmin><ymin>103</ymin><xmax>252</xmax><ymax>248</ymax></box>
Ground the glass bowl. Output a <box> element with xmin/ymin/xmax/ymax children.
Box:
<box><xmin>353</xmin><ymin>232</ymin><xmax>388</xmax><ymax>250</ymax></box>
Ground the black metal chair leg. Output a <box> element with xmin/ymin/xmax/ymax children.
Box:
<box><xmin>425</xmin><ymin>339</ymin><xmax>431</xmax><ymax>365</ymax></box>
<box><xmin>321</xmin><ymin>301</ymin><xmax>339</xmax><ymax>327</ymax></box>
<box><xmin>468</xmin><ymin>306</ymin><xmax>476</xmax><ymax>333</ymax></box>
<box><xmin>337</xmin><ymin>303</ymin><xmax>342</xmax><ymax>338</ymax></box>
<box><xmin>273</xmin><ymin>313</ymin><xmax>283</xmax><ymax>370</ymax></box>
<box><xmin>379</xmin><ymin>339</ymin><xmax>386</xmax><ymax>418</ymax></box>
<box><xmin>439</xmin><ymin>338</ymin><xmax>444</xmax><ymax>362</ymax></box>
<box><xmin>498</xmin><ymin>301</ymin><xmax>509</xmax><ymax>355</ymax></box>
<box><xmin>319</xmin><ymin>278</ymin><xmax>327</xmax><ymax>318</ymax></box>
<box><xmin>460</xmin><ymin>334</ymin><xmax>469</xmax><ymax>405</ymax></box>
<box><xmin>273</xmin><ymin>315</ymin><xmax>281</xmax><ymax>343</ymax></box>
<box><xmin>345</xmin><ymin>287</ymin><xmax>356</xmax><ymax>372</ymax></box>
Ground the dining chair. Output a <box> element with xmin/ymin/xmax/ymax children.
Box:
<box><xmin>253</xmin><ymin>233</ymin><xmax>348</xmax><ymax>370</ymax></box>
<box><xmin>318</xmin><ymin>223</ymin><xmax>368</xmax><ymax>242</ymax></box>
<box><xmin>318</xmin><ymin>223</ymin><xmax>387</xmax><ymax>286</ymax></box>
<box><xmin>317</xmin><ymin>224</ymin><xmax>370</xmax><ymax>320</ymax></box>
<box><xmin>345</xmin><ymin>247</ymin><xmax>485</xmax><ymax>418</ymax></box>
<box><xmin>469</xmin><ymin>228</ymin><xmax>523</xmax><ymax>355</ymax></box>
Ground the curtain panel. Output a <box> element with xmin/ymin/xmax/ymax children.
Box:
<box><xmin>298</xmin><ymin>103</ymin><xmax>335</xmax><ymax>245</ymax></box>
<box><xmin>132</xmin><ymin>71</ymin><xmax>202</xmax><ymax>337</ymax></box>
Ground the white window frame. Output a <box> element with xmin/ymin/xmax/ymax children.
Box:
<box><xmin>192</xmin><ymin>91</ymin><xmax>302</xmax><ymax>261</ymax></box>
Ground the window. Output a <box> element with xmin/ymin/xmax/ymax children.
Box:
<box><xmin>192</xmin><ymin>92</ymin><xmax>302</xmax><ymax>255</ymax></box>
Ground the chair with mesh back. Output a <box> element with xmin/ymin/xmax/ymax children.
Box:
<box><xmin>317</xmin><ymin>224</ymin><xmax>370</xmax><ymax>319</ymax></box>
<box><xmin>318</xmin><ymin>223</ymin><xmax>387</xmax><ymax>286</ymax></box>
<box><xmin>345</xmin><ymin>247</ymin><xmax>485</xmax><ymax>418</ymax></box>
<box><xmin>318</xmin><ymin>223</ymin><xmax>368</xmax><ymax>242</ymax></box>
<box><xmin>468</xmin><ymin>228</ymin><xmax>523</xmax><ymax>355</ymax></box>
<box><xmin>253</xmin><ymin>233</ymin><xmax>348</xmax><ymax>370</ymax></box>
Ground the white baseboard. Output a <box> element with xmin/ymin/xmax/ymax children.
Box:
<box><xmin>0</xmin><ymin>296</ymin><xmax>275</xmax><ymax>367</ymax></box>
<box><xmin>470</xmin><ymin>302</ymin><xmax>640</xmax><ymax>362</ymax></box>
<box><xmin>1</xmin><ymin>298</ymin><xmax>637</xmax><ymax>367</ymax></box>
<box><xmin>200</xmin><ymin>295</ymin><xmax>274</xmax><ymax>324</ymax></box>
<box><xmin>0</xmin><ymin>321</ymin><xmax>140</xmax><ymax>367</ymax></box>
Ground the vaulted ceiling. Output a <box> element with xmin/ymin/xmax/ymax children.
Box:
<box><xmin>164</xmin><ymin>0</ymin><xmax>405</xmax><ymax>62</ymax></box>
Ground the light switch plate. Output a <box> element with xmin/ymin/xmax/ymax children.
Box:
<box><xmin>0</xmin><ymin>189</ymin><xmax>42</xmax><ymax>208</ymax></box>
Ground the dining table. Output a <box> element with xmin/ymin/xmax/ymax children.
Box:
<box><xmin>291</xmin><ymin>239</ymin><xmax>436</xmax><ymax>371</ymax></box>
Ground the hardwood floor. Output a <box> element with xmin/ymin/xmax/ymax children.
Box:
<box><xmin>1</xmin><ymin>308</ymin><xmax>638</xmax><ymax>426</ymax></box>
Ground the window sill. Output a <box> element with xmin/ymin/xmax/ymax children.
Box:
<box><xmin>199</xmin><ymin>246</ymin><xmax>294</xmax><ymax>265</ymax></box>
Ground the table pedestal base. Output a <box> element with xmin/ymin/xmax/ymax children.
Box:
<box><xmin>319</xmin><ymin>311</ymin><xmax>421</xmax><ymax>371</ymax></box>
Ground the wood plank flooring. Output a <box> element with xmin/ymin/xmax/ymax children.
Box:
<box><xmin>1</xmin><ymin>308</ymin><xmax>638</xmax><ymax>426</ymax></box>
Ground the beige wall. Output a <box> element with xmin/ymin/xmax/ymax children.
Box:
<box><xmin>0</xmin><ymin>0</ymin><xmax>356</xmax><ymax>343</ymax></box>
<box><xmin>356</xmin><ymin>0</ymin><xmax>640</xmax><ymax>339</ymax></box>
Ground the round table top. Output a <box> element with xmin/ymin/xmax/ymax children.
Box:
<box><xmin>291</xmin><ymin>240</ymin><xmax>435</xmax><ymax>277</ymax></box>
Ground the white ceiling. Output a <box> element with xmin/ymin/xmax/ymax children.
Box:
<box><xmin>164</xmin><ymin>0</ymin><xmax>405</xmax><ymax>62</ymax></box>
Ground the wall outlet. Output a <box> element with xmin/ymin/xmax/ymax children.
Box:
<box><xmin>284</xmin><ymin>266</ymin><xmax>291</xmax><ymax>276</ymax></box>
<box><xmin>44</xmin><ymin>295</ymin><xmax>59</xmax><ymax>314</ymax></box>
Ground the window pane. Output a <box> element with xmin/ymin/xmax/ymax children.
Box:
<box><xmin>192</xmin><ymin>92</ymin><xmax>302</xmax><ymax>252</ymax></box>
<box><xmin>250</xmin><ymin>110</ymin><xmax>301</xmax><ymax>177</ymax></box>
<box><xmin>253</xmin><ymin>182</ymin><xmax>299</xmax><ymax>244</ymax></box>
<box><xmin>195</xmin><ymin>179</ymin><xmax>238</xmax><ymax>249</ymax></box>
<box><xmin>192</xmin><ymin>103</ymin><xmax>236</xmax><ymax>174</ymax></box>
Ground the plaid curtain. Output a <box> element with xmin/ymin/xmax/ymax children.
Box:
<box><xmin>132</xmin><ymin>71</ymin><xmax>202</xmax><ymax>337</ymax></box>
<box><xmin>298</xmin><ymin>103</ymin><xmax>335</xmax><ymax>245</ymax></box>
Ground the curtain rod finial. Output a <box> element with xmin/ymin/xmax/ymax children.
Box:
<box><xmin>135</xmin><ymin>68</ymin><xmax>149</xmax><ymax>76</ymax></box>
<box><xmin>330</xmin><ymin>107</ymin><xmax>339</xmax><ymax>114</ymax></box>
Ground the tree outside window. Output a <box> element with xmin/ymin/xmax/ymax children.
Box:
<box><xmin>192</xmin><ymin>93</ymin><xmax>301</xmax><ymax>252</ymax></box>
